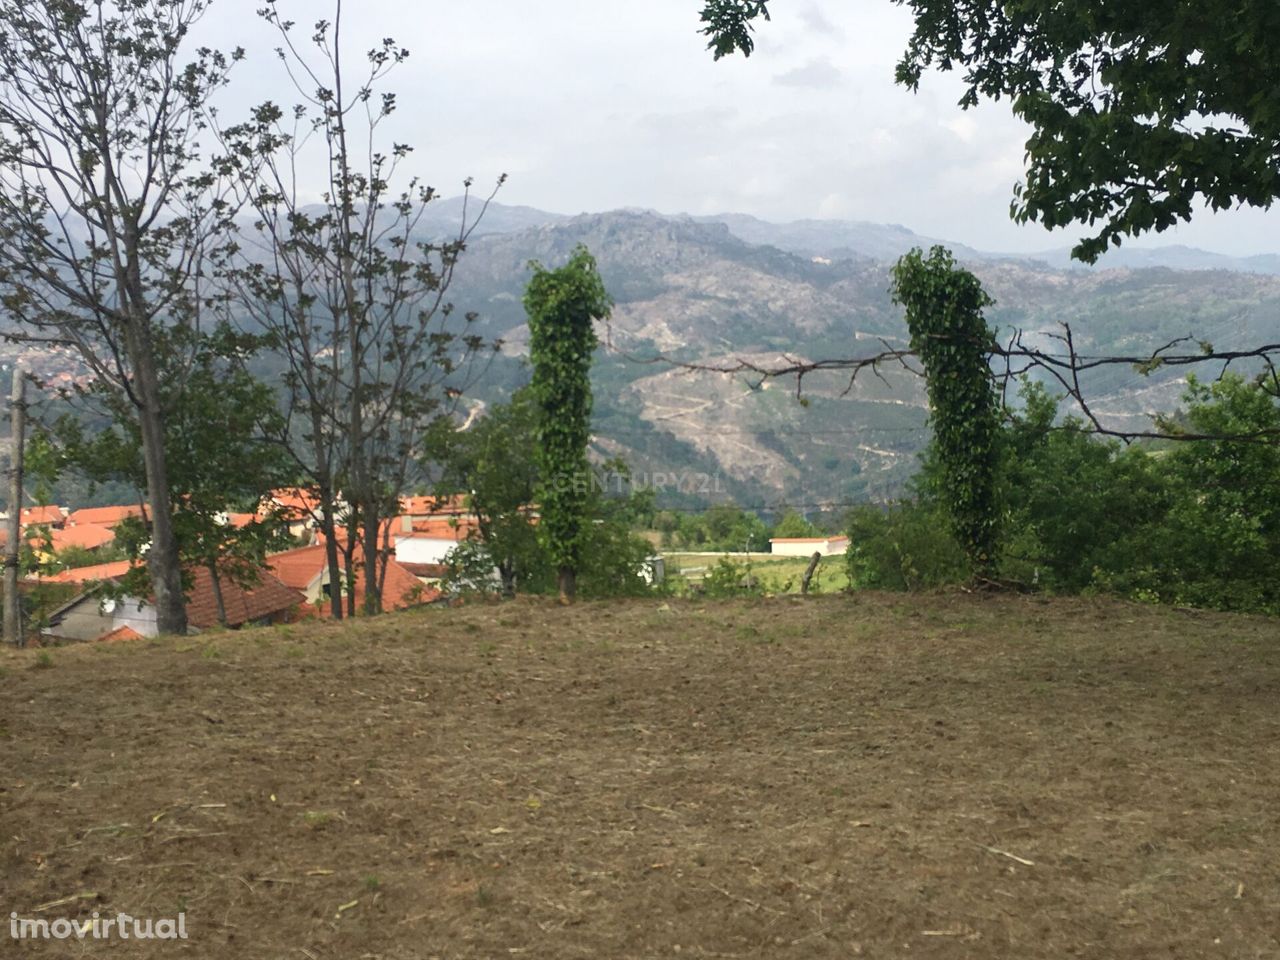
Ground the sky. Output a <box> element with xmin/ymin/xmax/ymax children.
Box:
<box><xmin>198</xmin><ymin>0</ymin><xmax>1279</xmax><ymax>257</ymax></box>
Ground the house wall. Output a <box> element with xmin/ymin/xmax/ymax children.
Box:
<box><xmin>770</xmin><ymin>537</ymin><xmax>850</xmax><ymax>558</ymax></box>
<box><xmin>46</xmin><ymin>595</ymin><xmax>159</xmax><ymax>642</ymax></box>
<box><xmin>393</xmin><ymin>536</ymin><xmax>460</xmax><ymax>566</ymax></box>
<box><xmin>112</xmin><ymin>598</ymin><xmax>160</xmax><ymax>637</ymax></box>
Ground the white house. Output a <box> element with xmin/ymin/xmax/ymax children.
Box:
<box><xmin>769</xmin><ymin>535</ymin><xmax>850</xmax><ymax>557</ymax></box>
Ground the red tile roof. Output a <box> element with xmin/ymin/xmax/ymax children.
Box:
<box><xmin>269</xmin><ymin>543</ymin><xmax>437</xmax><ymax>615</ymax></box>
<box><xmin>51</xmin><ymin>523</ymin><xmax>116</xmax><ymax>552</ymax></box>
<box><xmin>183</xmin><ymin>566</ymin><xmax>303</xmax><ymax>630</ymax></box>
<box><xmin>20</xmin><ymin>505</ymin><xmax>65</xmax><ymax>526</ymax></box>
<box><xmin>66</xmin><ymin>504</ymin><xmax>144</xmax><ymax>527</ymax></box>
<box><xmin>49</xmin><ymin>560</ymin><xmax>302</xmax><ymax>629</ymax></box>
<box><xmin>406</xmin><ymin>517</ymin><xmax>479</xmax><ymax>540</ymax></box>
<box><xmin>97</xmin><ymin>626</ymin><xmax>144</xmax><ymax>643</ymax></box>
<box><xmin>267</xmin><ymin>544</ymin><xmax>329</xmax><ymax>591</ymax></box>
<box><xmin>399</xmin><ymin>562</ymin><xmax>449</xmax><ymax>579</ymax></box>
<box><xmin>264</xmin><ymin>487</ymin><xmax>326</xmax><ymax>520</ymax></box>
<box><xmin>46</xmin><ymin>559</ymin><xmax>135</xmax><ymax>584</ymax></box>
<box><xmin>399</xmin><ymin>494</ymin><xmax>469</xmax><ymax>517</ymax></box>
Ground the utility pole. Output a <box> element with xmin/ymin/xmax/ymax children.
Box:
<box><xmin>4</xmin><ymin>365</ymin><xmax>25</xmax><ymax>647</ymax></box>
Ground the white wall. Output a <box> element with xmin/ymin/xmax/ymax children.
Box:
<box><xmin>393</xmin><ymin>536</ymin><xmax>461</xmax><ymax>566</ymax></box>
<box><xmin>770</xmin><ymin>537</ymin><xmax>849</xmax><ymax>558</ymax></box>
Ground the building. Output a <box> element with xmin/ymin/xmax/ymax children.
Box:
<box><xmin>42</xmin><ymin>563</ymin><xmax>303</xmax><ymax>642</ymax></box>
<box><xmin>391</xmin><ymin>516</ymin><xmax>482</xmax><ymax>567</ymax></box>
<box><xmin>769</xmin><ymin>535</ymin><xmax>850</xmax><ymax>557</ymax></box>
<box><xmin>65</xmin><ymin>504</ymin><xmax>144</xmax><ymax>527</ymax></box>
<box><xmin>268</xmin><ymin>543</ymin><xmax>437</xmax><ymax>615</ymax></box>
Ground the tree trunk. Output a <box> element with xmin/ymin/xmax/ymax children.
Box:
<box><xmin>208</xmin><ymin>561</ymin><xmax>228</xmax><ymax>627</ymax></box>
<box><xmin>558</xmin><ymin>566</ymin><xmax>576</xmax><ymax>605</ymax></box>
<box><xmin>343</xmin><ymin>529</ymin><xmax>358</xmax><ymax>618</ymax></box>
<box><xmin>132</xmin><ymin>349</ymin><xmax>187</xmax><ymax>636</ymax></box>
<box><xmin>4</xmin><ymin>368</ymin><xmax>25</xmax><ymax>647</ymax></box>
<box><xmin>362</xmin><ymin>508</ymin><xmax>382</xmax><ymax>615</ymax></box>
<box><xmin>499</xmin><ymin>561</ymin><xmax>516</xmax><ymax>599</ymax></box>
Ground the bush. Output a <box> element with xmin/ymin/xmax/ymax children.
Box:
<box><xmin>845</xmin><ymin>502</ymin><xmax>968</xmax><ymax>590</ymax></box>
<box><xmin>701</xmin><ymin>555</ymin><xmax>765</xmax><ymax>598</ymax></box>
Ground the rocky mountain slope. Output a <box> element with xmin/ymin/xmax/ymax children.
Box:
<box><xmin>441</xmin><ymin>205</ymin><xmax>1279</xmax><ymax>509</ymax></box>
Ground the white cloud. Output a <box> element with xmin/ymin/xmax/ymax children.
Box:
<box><xmin>188</xmin><ymin>0</ymin><xmax>1278</xmax><ymax>256</ymax></box>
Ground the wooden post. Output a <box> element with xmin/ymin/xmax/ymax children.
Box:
<box><xmin>800</xmin><ymin>551</ymin><xmax>822</xmax><ymax>596</ymax></box>
<box><xmin>4</xmin><ymin>366</ymin><xmax>25</xmax><ymax>647</ymax></box>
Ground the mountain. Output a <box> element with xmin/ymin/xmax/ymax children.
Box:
<box><xmin>440</xmin><ymin>206</ymin><xmax>1280</xmax><ymax>510</ymax></box>
<box><xmin>439</xmin><ymin>198</ymin><xmax>1280</xmax><ymax>275</ymax></box>
<box><xmin>10</xmin><ymin>198</ymin><xmax>1275</xmax><ymax>513</ymax></box>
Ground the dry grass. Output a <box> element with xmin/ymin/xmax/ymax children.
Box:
<box><xmin>2</xmin><ymin>592</ymin><xmax>1279</xmax><ymax>958</ymax></box>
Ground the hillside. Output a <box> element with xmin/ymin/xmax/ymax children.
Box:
<box><xmin>444</xmin><ymin>206</ymin><xmax>1280</xmax><ymax>508</ymax></box>
<box><xmin>6</xmin><ymin>201</ymin><xmax>1277</xmax><ymax>511</ymax></box>
<box><xmin>4</xmin><ymin>594</ymin><xmax>1278</xmax><ymax>958</ymax></box>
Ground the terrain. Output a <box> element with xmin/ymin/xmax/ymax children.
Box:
<box><xmin>3</xmin><ymin>594</ymin><xmax>1279</xmax><ymax>958</ymax></box>
<box><xmin>444</xmin><ymin>204</ymin><xmax>1280</xmax><ymax>507</ymax></box>
<box><xmin>9</xmin><ymin>201</ymin><xmax>1280</xmax><ymax>510</ymax></box>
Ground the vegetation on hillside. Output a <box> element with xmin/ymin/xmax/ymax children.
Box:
<box><xmin>847</xmin><ymin>375</ymin><xmax>1280</xmax><ymax>614</ymax></box>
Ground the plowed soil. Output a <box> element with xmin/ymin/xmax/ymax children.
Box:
<box><xmin>2</xmin><ymin>593</ymin><xmax>1279</xmax><ymax>957</ymax></box>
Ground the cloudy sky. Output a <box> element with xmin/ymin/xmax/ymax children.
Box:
<box><xmin>200</xmin><ymin>0</ymin><xmax>1278</xmax><ymax>256</ymax></box>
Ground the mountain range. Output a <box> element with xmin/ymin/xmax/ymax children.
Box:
<box><xmin>434</xmin><ymin>200</ymin><xmax>1280</xmax><ymax>511</ymax></box>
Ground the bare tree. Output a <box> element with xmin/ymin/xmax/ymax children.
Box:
<box><xmin>0</xmin><ymin>0</ymin><xmax>243</xmax><ymax>634</ymax></box>
<box><xmin>222</xmin><ymin>0</ymin><xmax>501</xmax><ymax>616</ymax></box>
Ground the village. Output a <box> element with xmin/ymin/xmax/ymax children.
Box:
<box><xmin>0</xmin><ymin>492</ymin><xmax>854</xmax><ymax>643</ymax></box>
<box><xmin>1</xmin><ymin>491</ymin><xmax>477</xmax><ymax>641</ymax></box>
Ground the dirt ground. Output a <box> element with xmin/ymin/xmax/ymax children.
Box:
<box><xmin>2</xmin><ymin>593</ymin><xmax>1279</xmax><ymax>958</ymax></box>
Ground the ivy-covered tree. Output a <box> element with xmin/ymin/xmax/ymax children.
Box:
<box><xmin>525</xmin><ymin>246</ymin><xmax>612</xmax><ymax>603</ymax></box>
<box><xmin>891</xmin><ymin>247</ymin><xmax>1001</xmax><ymax>575</ymax></box>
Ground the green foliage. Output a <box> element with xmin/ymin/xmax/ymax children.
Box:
<box><xmin>700</xmin><ymin>0</ymin><xmax>1280</xmax><ymax>264</ymax></box>
<box><xmin>431</xmin><ymin>393</ymin><xmax>654</xmax><ymax>599</ymax></box>
<box><xmin>891</xmin><ymin>247</ymin><xmax>1001</xmax><ymax>575</ymax></box>
<box><xmin>845</xmin><ymin>502</ymin><xmax>969</xmax><ymax>590</ymax></box>
<box><xmin>525</xmin><ymin>245</ymin><xmax>612</xmax><ymax>587</ymax></box>
<box><xmin>664</xmin><ymin>503</ymin><xmax>769</xmax><ymax>552</ymax></box>
<box><xmin>427</xmin><ymin>388</ymin><xmax>545</xmax><ymax>595</ymax></box>
<box><xmin>894</xmin><ymin>0</ymin><xmax>1280</xmax><ymax>262</ymax></box>
<box><xmin>846</xmin><ymin>375</ymin><xmax>1280</xmax><ymax>614</ymax></box>
<box><xmin>770</xmin><ymin>509</ymin><xmax>818</xmax><ymax>539</ymax></box>
<box><xmin>698</xmin><ymin>0</ymin><xmax>770</xmax><ymax>59</ymax></box>
<box><xmin>999</xmin><ymin>381</ymin><xmax>1171</xmax><ymax>593</ymax></box>
<box><xmin>48</xmin><ymin>327</ymin><xmax>295</xmax><ymax>600</ymax></box>
<box><xmin>701</xmin><ymin>556</ymin><xmax>764</xmax><ymax>598</ymax></box>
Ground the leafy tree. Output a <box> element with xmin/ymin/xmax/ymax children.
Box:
<box><xmin>699</xmin><ymin>0</ymin><xmax>1280</xmax><ymax>262</ymax></box>
<box><xmin>845</xmin><ymin>501</ymin><xmax>969</xmax><ymax>590</ymax></box>
<box><xmin>426</xmin><ymin>389</ymin><xmax>545</xmax><ymax>597</ymax></box>
<box><xmin>997</xmin><ymin>381</ymin><xmax>1171</xmax><ymax>593</ymax></box>
<box><xmin>1155</xmin><ymin>375</ymin><xmax>1280</xmax><ymax>611</ymax></box>
<box><xmin>894</xmin><ymin>0</ymin><xmax>1280</xmax><ymax>261</ymax></box>
<box><xmin>771</xmin><ymin>509</ymin><xmax>818</xmax><ymax>539</ymax></box>
<box><xmin>50</xmin><ymin>328</ymin><xmax>294</xmax><ymax>625</ymax></box>
<box><xmin>222</xmin><ymin>1</ymin><xmax>499</xmax><ymax>616</ymax></box>
<box><xmin>0</xmin><ymin>0</ymin><xmax>243</xmax><ymax>634</ymax></box>
<box><xmin>525</xmin><ymin>245</ymin><xmax>612</xmax><ymax>603</ymax></box>
<box><xmin>891</xmin><ymin>247</ymin><xmax>1001</xmax><ymax>575</ymax></box>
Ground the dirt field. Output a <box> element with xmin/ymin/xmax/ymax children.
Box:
<box><xmin>3</xmin><ymin>593</ymin><xmax>1279</xmax><ymax>958</ymax></box>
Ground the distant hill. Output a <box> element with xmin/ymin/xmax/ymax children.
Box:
<box><xmin>439</xmin><ymin>205</ymin><xmax>1280</xmax><ymax>510</ymax></box>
